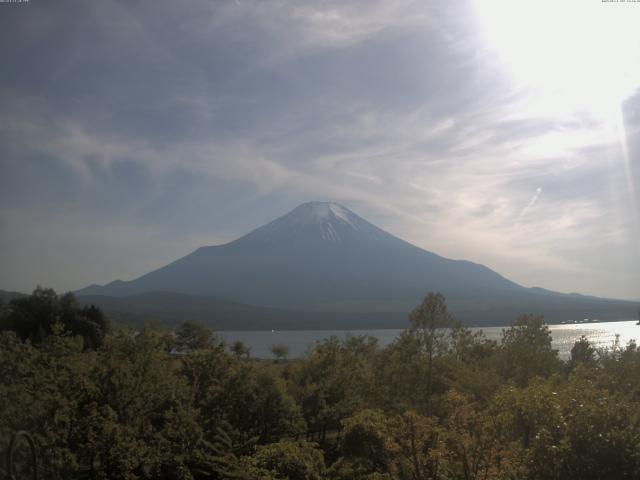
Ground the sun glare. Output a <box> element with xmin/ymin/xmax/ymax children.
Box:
<box><xmin>473</xmin><ymin>0</ymin><xmax>640</xmax><ymax>119</ymax></box>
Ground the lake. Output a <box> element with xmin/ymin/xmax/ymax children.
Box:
<box><xmin>218</xmin><ymin>320</ymin><xmax>640</xmax><ymax>360</ymax></box>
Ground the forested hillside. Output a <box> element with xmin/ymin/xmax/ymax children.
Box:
<box><xmin>2</xmin><ymin>291</ymin><xmax>640</xmax><ymax>479</ymax></box>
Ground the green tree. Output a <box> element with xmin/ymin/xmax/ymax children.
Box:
<box><xmin>568</xmin><ymin>335</ymin><xmax>598</xmax><ymax>370</ymax></box>
<box><xmin>408</xmin><ymin>292</ymin><xmax>457</xmax><ymax>413</ymax></box>
<box><xmin>182</xmin><ymin>348</ymin><xmax>305</xmax><ymax>447</ymax></box>
<box><xmin>329</xmin><ymin>409</ymin><xmax>392</xmax><ymax>479</ymax></box>
<box><xmin>271</xmin><ymin>344</ymin><xmax>290</xmax><ymax>363</ymax></box>
<box><xmin>598</xmin><ymin>339</ymin><xmax>640</xmax><ymax>402</ymax></box>
<box><xmin>230</xmin><ymin>339</ymin><xmax>251</xmax><ymax>359</ymax></box>
<box><xmin>386</xmin><ymin>411</ymin><xmax>447</xmax><ymax>480</ymax></box>
<box><xmin>446</xmin><ymin>327</ymin><xmax>501</xmax><ymax>404</ymax></box>
<box><xmin>498</xmin><ymin>314</ymin><xmax>560</xmax><ymax>387</ymax></box>
<box><xmin>243</xmin><ymin>440</ymin><xmax>325</xmax><ymax>480</ymax></box>
<box><xmin>375</xmin><ymin>330</ymin><xmax>429</xmax><ymax>412</ymax></box>
<box><xmin>289</xmin><ymin>336</ymin><xmax>377</xmax><ymax>444</ymax></box>
<box><xmin>442</xmin><ymin>389</ymin><xmax>520</xmax><ymax>480</ymax></box>
<box><xmin>0</xmin><ymin>287</ymin><xmax>110</xmax><ymax>349</ymax></box>
<box><xmin>175</xmin><ymin>320</ymin><xmax>214</xmax><ymax>351</ymax></box>
<box><xmin>494</xmin><ymin>374</ymin><xmax>640</xmax><ymax>479</ymax></box>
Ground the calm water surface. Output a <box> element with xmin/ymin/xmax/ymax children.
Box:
<box><xmin>218</xmin><ymin>320</ymin><xmax>640</xmax><ymax>360</ymax></box>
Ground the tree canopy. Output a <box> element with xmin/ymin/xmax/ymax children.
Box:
<box><xmin>0</xmin><ymin>287</ymin><xmax>110</xmax><ymax>349</ymax></box>
<box><xmin>2</xmin><ymin>290</ymin><xmax>640</xmax><ymax>479</ymax></box>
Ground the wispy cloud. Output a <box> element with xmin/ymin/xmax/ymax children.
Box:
<box><xmin>0</xmin><ymin>0</ymin><xmax>638</xmax><ymax>299</ymax></box>
<box><xmin>518</xmin><ymin>187</ymin><xmax>542</xmax><ymax>222</ymax></box>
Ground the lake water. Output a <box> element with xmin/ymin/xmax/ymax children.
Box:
<box><xmin>218</xmin><ymin>320</ymin><xmax>640</xmax><ymax>360</ymax></box>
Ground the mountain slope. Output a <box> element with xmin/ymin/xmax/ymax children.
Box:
<box><xmin>78</xmin><ymin>202</ymin><xmax>521</xmax><ymax>306</ymax></box>
<box><xmin>77</xmin><ymin>202</ymin><xmax>637</xmax><ymax>326</ymax></box>
<box><xmin>0</xmin><ymin>289</ymin><xmax>28</xmax><ymax>303</ymax></box>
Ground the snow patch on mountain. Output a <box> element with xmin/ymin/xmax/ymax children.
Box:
<box><xmin>329</xmin><ymin>203</ymin><xmax>357</xmax><ymax>229</ymax></box>
<box><xmin>303</xmin><ymin>202</ymin><xmax>359</xmax><ymax>242</ymax></box>
<box><xmin>235</xmin><ymin>201</ymin><xmax>392</xmax><ymax>245</ymax></box>
<box><xmin>309</xmin><ymin>202</ymin><xmax>331</xmax><ymax>220</ymax></box>
<box><xmin>320</xmin><ymin>221</ymin><xmax>340</xmax><ymax>242</ymax></box>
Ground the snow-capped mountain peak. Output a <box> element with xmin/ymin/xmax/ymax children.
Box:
<box><xmin>302</xmin><ymin>202</ymin><xmax>359</xmax><ymax>230</ymax></box>
<box><xmin>75</xmin><ymin>201</ymin><xmax>636</xmax><ymax>328</ymax></box>
<box><xmin>239</xmin><ymin>201</ymin><xmax>387</xmax><ymax>244</ymax></box>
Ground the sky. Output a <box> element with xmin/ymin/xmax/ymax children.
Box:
<box><xmin>1</xmin><ymin>0</ymin><xmax>639</xmax><ymax>300</ymax></box>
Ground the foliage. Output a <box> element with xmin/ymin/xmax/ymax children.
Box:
<box><xmin>327</xmin><ymin>409</ymin><xmax>392</xmax><ymax>480</ymax></box>
<box><xmin>241</xmin><ymin>440</ymin><xmax>325</xmax><ymax>480</ymax></box>
<box><xmin>230</xmin><ymin>340</ymin><xmax>251</xmax><ymax>358</ymax></box>
<box><xmin>568</xmin><ymin>335</ymin><xmax>598</xmax><ymax>370</ymax></box>
<box><xmin>175</xmin><ymin>320</ymin><xmax>215</xmax><ymax>351</ymax></box>
<box><xmin>498</xmin><ymin>314</ymin><xmax>561</xmax><ymax>387</ymax></box>
<box><xmin>288</xmin><ymin>335</ymin><xmax>377</xmax><ymax>445</ymax></box>
<box><xmin>0</xmin><ymin>287</ymin><xmax>110</xmax><ymax>349</ymax></box>
<box><xmin>270</xmin><ymin>344</ymin><xmax>290</xmax><ymax>363</ymax></box>
<box><xmin>2</xmin><ymin>289</ymin><xmax>640</xmax><ymax>479</ymax></box>
<box><xmin>408</xmin><ymin>293</ymin><xmax>458</xmax><ymax>413</ymax></box>
<box><xmin>385</xmin><ymin>411</ymin><xmax>446</xmax><ymax>479</ymax></box>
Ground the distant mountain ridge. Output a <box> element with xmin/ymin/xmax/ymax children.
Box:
<box><xmin>76</xmin><ymin>291</ymin><xmax>407</xmax><ymax>330</ymax></box>
<box><xmin>0</xmin><ymin>289</ymin><xmax>28</xmax><ymax>303</ymax></box>
<box><xmin>76</xmin><ymin>201</ymin><xmax>638</xmax><ymax>328</ymax></box>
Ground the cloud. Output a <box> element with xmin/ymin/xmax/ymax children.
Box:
<box><xmin>0</xmin><ymin>0</ymin><xmax>638</xmax><ymax>300</ymax></box>
<box><xmin>518</xmin><ymin>187</ymin><xmax>542</xmax><ymax>221</ymax></box>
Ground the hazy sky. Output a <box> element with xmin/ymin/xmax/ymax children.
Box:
<box><xmin>1</xmin><ymin>0</ymin><xmax>639</xmax><ymax>300</ymax></box>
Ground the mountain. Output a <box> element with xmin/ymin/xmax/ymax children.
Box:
<box><xmin>0</xmin><ymin>289</ymin><xmax>28</xmax><ymax>303</ymax></box>
<box><xmin>76</xmin><ymin>292</ymin><xmax>406</xmax><ymax>330</ymax></box>
<box><xmin>77</xmin><ymin>202</ymin><xmax>638</xmax><ymax>328</ymax></box>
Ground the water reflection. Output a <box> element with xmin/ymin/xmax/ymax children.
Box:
<box><xmin>218</xmin><ymin>320</ymin><xmax>640</xmax><ymax>360</ymax></box>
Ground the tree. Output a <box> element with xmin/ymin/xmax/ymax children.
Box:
<box><xmin>181</xmin><ymin>348</ymin><xmax>305</xmax><ymax>447</ymax></box>
<box><xmin>0</xmin><ymin>287</ymin><xmax>110</xmax><ymax>349</ymax></box>
<box><xmin>290</xmin><ymin>336</ymin><xmax>377</xmax><ymax>444</ymax></box>
<box><xmin>442</xmin><ymin>389</ymin><xmax>520</xmax><ymax>480</ymax></box>
<box><xmin>271</xmin><ymin>344</ymin><xmax>290</xmax><ymax>363</ymax></box>
<box><xmin>1</xmin><ymin>286</ymin><xmax>58</xmax><ymax>342</ymax></box>
<box><xmin>342</xmin><ymin>410</ymin><xmax>391</xmax><ymax>473</ymax></box>
<box><xmin>386</xmin><ymin>411</ymin><xmax>447</xmax><ymax>480</ymax></box>
<box><xmin>409</xmin><ymin>292</ymin><xmax>457</xmax><ymax>413</ymax></box>
<box><xmin>230</xmin><ymin>339</ymin><xmax>251</xmax><ymax>359</ymax></box>
<box><xmin>493</xmin><ymin>375</ymin><xmax>640</xmax><ymax>479</ymax></box>
<box><xmin>568</xmin><ymin>335</ymin><xmax>598</xmax><ymax>369</ymax></box>
<box><xmin>498</xmin><ymin>314</ymin><xmax>560</xmax><ymax>387</ymax></box>
<box><xmin>242</xmin><ymin>440</ymin><xmax>325</xmax><ymax>480</ymax></box>
<box><xmin>175</xmin><ymin>321</ymin><xmax>214</xmax><ymax>351</ymax></box>
<box><xmin>446</xmin><ymin>327</ymin><xmax>501</xmax><ymax>404</ymax></box>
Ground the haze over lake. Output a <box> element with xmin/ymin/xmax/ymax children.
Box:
<box><xmin>219</xmin><ymin>320</ymin><xmax>640</xmax><ymax>360</ymax></box>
